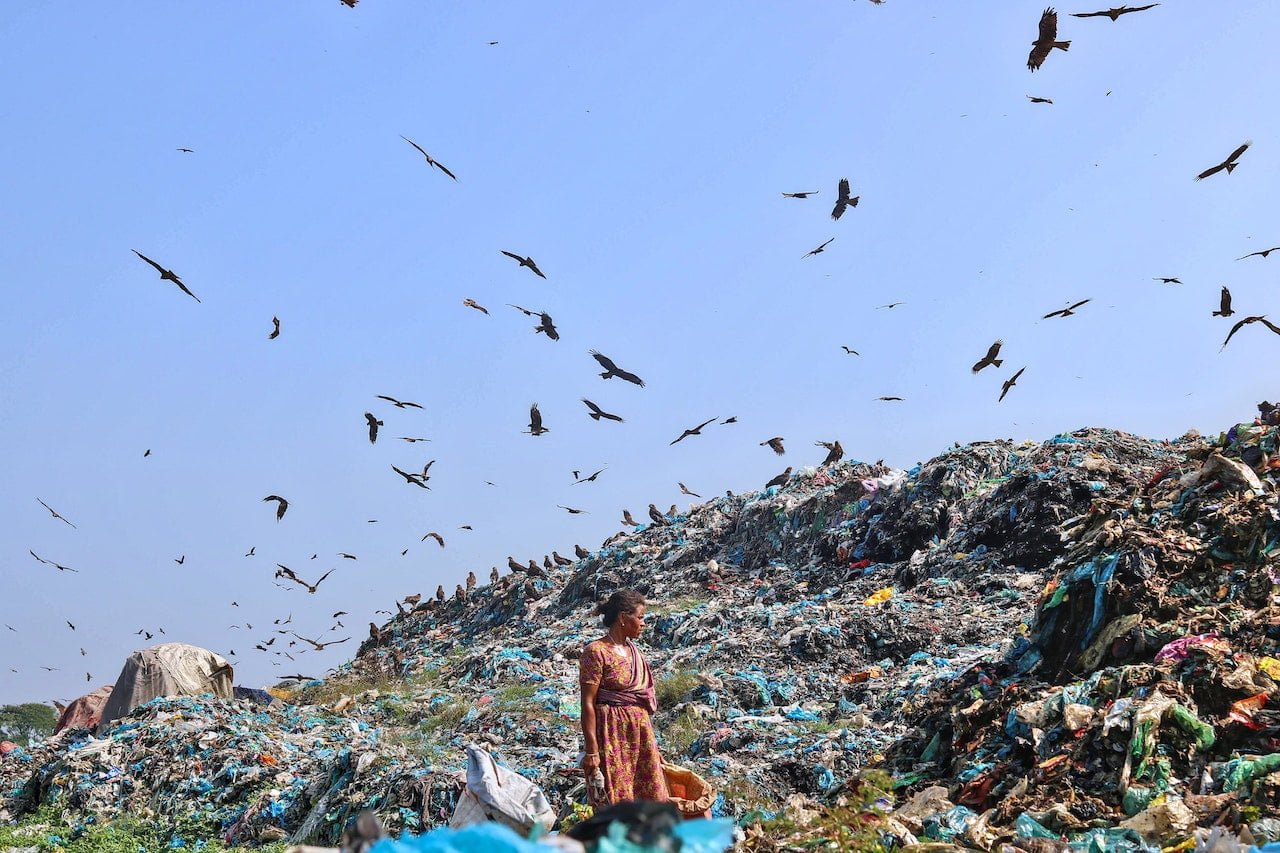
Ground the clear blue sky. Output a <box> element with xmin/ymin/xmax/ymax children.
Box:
<box><xmin>3</xmin><ymin>2</ymin><xmax>1278</xmax><ymax>706</ymax></box>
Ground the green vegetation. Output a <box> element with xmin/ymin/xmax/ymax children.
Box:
<box><xmin>0</xmin><ymin>702</ymin><xmax>57</xmax><ymax>746</ymax></box>
<box><xmin>739</xmin><ymin>770</ymin><xmax>895</xmax><ymax>853</ymax></box>
<box><xmin>646</xmin><ymin>594</ymin><xmax>711</xmax><ymax>617</ymax></box>
<box><xmin>658</xmin><ymin>707</ymin><xmax>702</xmax><ymax>757</ymax></box>
<box><xmin>493</xmin><ymin>682</ymin><xmax>539</xmax><ymax>706</ymax></box>
<box><xmin>655</xmin><ymin>667</ymin><xmax>700</xmax><ymax>707</ymax></box>
<box><xmin>0</xmin><ymin>808</ymin><xmax>290</xmax><ymax>853</ymax></box>
<box><xmin>420</xmin><ymin>697</ymin><xmax>467</xmax><ymax>734</ymax></box>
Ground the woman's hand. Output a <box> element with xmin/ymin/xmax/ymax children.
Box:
<box><xmin>581</xmin><ymin>752</ymin><xmax>600</xmax><ymax>773</ymax></box>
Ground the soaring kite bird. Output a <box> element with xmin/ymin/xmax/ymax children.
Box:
<box><xmin>263</xmin><ymin>495</ymin><xmax>289</xmax><ymax>521</ymax></box>
<box><xmin>391</xmin><ymin>465</ymin><xmax>430</xmax><ymax>489</ymax></box>
<box><xmin>1153</xmin><ymin>277</ymin><xmax>1181</xmax><ymax>284</ymax></box>
<box><xmin>527</xmin><ymin>403</ymin><xmax>549</xmax><ymax>436</ymax></box>
<box><xmin>1221</xmin><ymin>316</ymin><xmax>1280</xmax><ymax>351</ymax></box>
<box><xmin>364</xmin><ymin>412</ymin><xmax>383</xmax><ymax>444</ymax></box>
<box><xmin>268</xmin><ymin>316</ymin><xmax>280</xmax><ymax>339</ymax></box>
<box><xmin>36</xmin><ymin>498</ymin><xmax>76</xmax><ymax>528</ymax></box>
<box><xmin>534</xmin><ymin>312</ymin><xmax>560</xmax><ymax>341</ymax></box>
<box><xmin>590</xmin><ymin>351</ymin><xmax>645</xmax><ymax>386</ymax></box>
<box><xmin>1196</xmin><ymin>142</ymin><xmax>1250</xmax><ymax>181</ymax></box>
<box><xmin>803</xmin><ymin>237</ymin><xmax>835</xmax><ymax>258</ymax></box>
<box><xmin>1027</xmin><ymin>96</ymin><xmax>1053</xmax><ymax>104</ymax></box>
<box><xmin>831</xmin><ymin>178</ymin><xmax>859</xmax><ymax>220</ymax></box>
<box><xmin>132</xmin><ymin>250</ymin><xmax>201</xmax><ymax>302</ymax></box>
<box><xmin>670</xmin><ymin>417</ymin><xmax>717</xmax><ymax>446</ymax></box>
<box><xmin>1071</xmin><ymin>5</ymin><xmax>1158</xmax><ymax>21</ymax></box>
<box><xmin>1000</xmin><ymin>367</ymin><xmax>1027</xmax><ymax>402</ymax></box>
<box><xmin>582</xmin><ymin>399</ymin><xmax>623</xmax><ymax>422</ymax></box>
<box><xmin>679</xmin><ymin>483</ymin><xmax>701</xmax><ymax>498</ymax></box>
<box><xmin>816</xmin><ymin>440</ymin><xmax>844</xmax><ymax>466</ymax></box>
<box><xmin>422</xmin><ymin>532</ymin><xmax>445</xmax><ymax>547</ymax></box>
<box><xmin>376</xmin><ymin>395</ymin><xmax>423</xmax><ymax>409</ymax></box>
<box><xmin>1043</xmin><ymin>299</ymin><xmax>1090</xmax><ymax>319</ymax></box>
<box><xmin>462</xmin><ymin>298</ymin><xmax>489</xmax><ymax>314</ymax></box>
<box><xmin>972</xmin><ymin>340</ymin><xmax>1004</xmax><ymax>373</ymax></box>
<box><xmin>400</xmin><ymin>136</ymin><xmax>457</xmax><ymax>180</ymax></box>
<box><xmin>760</xmin><ymin>436</ymin><xmax>786</xmax><ymax>455</ymax></box>
<box><xmin>501</xmin><ymin>251</ymin><xmax>546</xmax><ymax>279</ymax></box>
<box><xmin>1027</xmin><ymin>8</ymin><xmax>1070</xmax><ymax>72</ymax></box>
<box><xmin>1238</xmin><ymin>247</ymin><xmax>1280</xmax><ymax>261</ymax></box>
<box><xmin>782</xmin><ymin>190</ymin><xmax>818</xmax><ymax>198</ymax></box>
<box><xmin>1213</xmin><ymin>287</ymin><xmax>1234</xmax><ymax>318</ymax></box>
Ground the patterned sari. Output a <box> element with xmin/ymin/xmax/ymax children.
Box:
<box><xmin>580</xmin><ymin>638</ymin><xmax>670</xmax><ymax>806</ymax></box>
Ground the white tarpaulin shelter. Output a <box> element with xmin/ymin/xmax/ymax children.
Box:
<box><xmin>97</xmin><ymin>643</ymin><xmax>234</xmax><ymax>733</ymax></box>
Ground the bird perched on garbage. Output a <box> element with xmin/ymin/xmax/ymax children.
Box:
<box><xmin>972</xmin><ymin>340</ymin><xmax>1004</xmax><ymax>373</ymax></box>
<box><xmin>552</xmin><ymin>552</ymin><xmax>573</xmax><ymax>566</ymax></box>
<box><xmin>1027</xmin><ymin>8</ymin><xmax>1069</xmax><ymax>71</ymax></box>
<box><xmin>761</xmin><ymin>436</ymin><xmax>786</xmax><ymax>455</ymax></box>
<box><xmin>1221</xmin><ymin>316</ymin><xmax>1280</xmax><ymax>350</ymax></box>
<box><xmin>490</xmin><ymin>566</ymin><xmax>500</xmax><ymax>584</ymax></box>
<box><xmin>1043</xmin><ymin>299</ymin><xmax>1090</xmax><ymax>319</ymax></box>
<box><xmin>340</xmin><ymin>811</ymin><xmax>387</xmax><ymax>853</ymax></box>
<box><xmin>1072</xmin><ymin>4</ymin><xmax>1158</xmax><ymax>20</ymax></box>
<box><xmin>400</xmin><ymin>136</ymin><xmax>457</xmax><ymax>180</ymax></box>
<box><xmin>132</xmin><ymin>250</ymin><xmax>201</xmax><ymax>302</ymax></box>
<box><xmin>1027</xmin><ymin>95</ymin><xmax>1053</xmax><ymax>104</ymax></box>
<box><xmin>267</xmin><ymin>316</ymin><xmax>280</xmax><ymax>339</ymax></box>
<box><xmin>817</xmin><ymin>440</ymin><xmax>844</xmax><ymax>466</ymax></box>
<box><xmin>526</xmin><ymin>403</ymin><xmax>548</xmax><ymax>436</ymax></box>
<box><xmin>648</xmin><ymin>504</ymin><xmax>667</xmax><ymax>526</ymax></box>
<box><xmin>422</xmin><ymin>531</ymin><xmax>444</xmax><ymax>547</ymax></box>
<box><xmin>403</xmin><ymin>594</ymin><xmax>422</xmax><ymax>607</ymax></box>
<box><xmin>501</xmin><ymin>250</ymin><xmax>546</xmax><ymax>278</ymax></box>
<box><xmin>368</xmin><ymin>623</ymin><xmax>382</xmax><ymax>644</ymax></box>
<box><xmin>527</xmin><ymin>558</ymin><xmax>547</xmax><ymax>578</ymax></box>
<box><xmin>802</xmin><ymin>237</ymin><xmax>834</xmax><ymax>258</ymax></box>
<box><xmin>1213</xmin><ymin>287</ymin><xmax>1234</xmax><ymax>317</ymax></box>
<box><xmin>455</xmin><ymin>584</ymin><xmax>466</xmax><ymax>602</ymax></box>
<box><xmin>1196</xmin><ymin>141</ymin><xmax>1250</xmax><ymax>181</ymax></box>
<box><xmin>263</xmin><ymin>495</ymin><xmax>289</xmax><ymax>521</ymax></box>
<box><xmin>435</xmin><ymin>584</ymin><xmax>445</xmax><ymax>602</ymax></box>
<box><xmin>670</xmin><ymin>417</ymin><xmax>717</xmax><ymax>445</ymax></box>
<box><xmin>507</xmin><ymin>555</ymin><xmax>525</xmax><ymax>573</ymax></box>
<box><xmin>466</xmin><ymin>570</ymin><xmax>477</xmax><ymax>591</ymax></box>
<box><xmin>831</xmin><ymin>178</ymin><xmax>858</xmax><ymax>220</ymax></box>
<box><xmin>999</xmin><ymin>367</ymin><xmax>1027</xmax><ymax>402</ymax></box>
<box><xmin>575</xmin><ymin>544</ymin><xmax>590</xmax><ymax>559</ymax></box>
<box><xmin>766</xmin><ymin>467</ymin><xmax>793</xmax><ymax>488</ymax></box>
<box><xmin>679</xmin><ymin>483</ymin><xmax>701</xmax><ymax>498</ymax></box>
<box><xmin>462</xmin><ymin>298</ymin><xmax>489</xmax><ymax>314</ymax></box>
<box><xmin>543</xmin><ymin>555</ymin><xmax>555</xmax><ymax>572</ymax></box>
<box><xmin>582</xmin><ymin>399</ymin><xmax>623</xmax><ymax>422</ymax></box>
<box><xmin>36</xmin><ymin>498</ymin><xmax>76</xmax><ymax>528</ymax></box>
<box><xmin>1238</xmin><ymin>247</ymin><xmax>1280</xmax><ymax>261</ymax></box>
<box><xmin>782</xmin><ymin>190</ymin><xmax>818</xmax><ymax>198</ymax></box>
<box><xmin>590</xmin><ymin>351</ymin><xmax>645</xmax><ymax>386</ymax></box>
<box><xmin>364</xmin><ymin>412</ymin><xmax>383</xmax><ymax>443</ymax></box>
<box><xmin>622</xmin><ymin>509</ymin><xmax>639</xmax><ymax>526</ymax></box>
<box><xmin>668</xmin><ymin>504</ymin><xmax>678</xmax><ymax>517</ymax></box>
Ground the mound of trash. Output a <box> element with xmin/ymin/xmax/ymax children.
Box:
<box><xmin>4</xmin><ymin>407</ymin><xmax>1280</xmax><ymax>851</ymax></box>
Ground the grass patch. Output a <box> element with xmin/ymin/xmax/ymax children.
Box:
<box><xmin>658</xmin><ymin>707</ymin><xmax>702</xmax><ymax>757</ymax></box>
<box><xmin>0</xmin><ymin>810</ymin><xmax>290</xmax><ymax>853</ymax></box>
<box><xmin>655</xmin><ymin>668</ymin><xmax>700</xmax><ymax>707</ymax></box>
<box><xmin>494</xmin><ymin>683</ymin><xmax>539</xmax><ymax>706</ymax></box>
<box><xmin>297</xmin><ymin>673</ymin><xmax>401</xmax><ymax>706</ymax></box>
<box><xmin>421</xmin><ymin>698</ymin><xmax>467</xmax><ymax>735</ymax></box>
<box><xmin>737</xmin><ymin>770</ymin><xmax>895</xmax><ymax>853</ymax></box>
<box><xmin>646</xmin><ymin>594</ymin><xmax>711</xmax><ymax>617</ymax></box>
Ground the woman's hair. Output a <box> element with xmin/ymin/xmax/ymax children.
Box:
<box><xmin>596</xmin><ymin>589</ymin><xmax>645</xmax><ymax>627</ymax></box>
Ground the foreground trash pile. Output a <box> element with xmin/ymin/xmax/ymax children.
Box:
<box><xmin>4</xmin><ymin>407</ymin><xmax>1280</xmax><ymax>850</ymax></box>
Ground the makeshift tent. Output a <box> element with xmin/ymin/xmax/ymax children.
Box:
<box><xmin>97</xmin><ymin>643</ymin><xmax>233</xmax><ymax>733</ymax></box>
<box><xmin>53</xmin><ymin>684</ymin><xmax>113</xmax><ymax>734</ymax></box>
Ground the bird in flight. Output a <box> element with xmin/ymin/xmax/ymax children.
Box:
<box><xmin>364</xmin><ymin>412</ymin><xmax>384</xmax><ymax>444</ymax></box>
<box><xmin>1027</xmin><ymin>7</ymin><xmax>1070</xmax><ymax>72</ymax></box>
<box><xmin>782</xmin><ymin>190</ymin><xmax>818</xmax><ymax>199</ymax></box>
<box><xmin>1221</xmin><ymin>316</ymin><xmax>1280</xmax><ymax>351</ymax></box>
<box><xmin>527</xmin><ymin>403</ymin><xmax>549</xmax><ymax>436</ymax></box>
<box><xmin>1153</xmin><ymin>277</ymin><xmax>1181</xmax><ymax>284</ymax></box>
<box><xmin>831</xmin><ymin>178</ymin><xmax>859</xmax><ymax>221</ymax></box>
<box><xmin>1071</xmin><ymin>5</ymin><xmax>1158</xmax><ymax>21</ymax></box>
<box><xmin>1196</xmin><ymin>142</ymin><xmax>1250</xmax><ymax>181</ymax></box>
<box><xmin>30</xmin><ymin>550</ymin><xmax>77</xmax><ymax>572</ymax></box>
<box><xmin>376</xmin><ymin>395</ymin><xmax>423</xmax><ymax>409</ymax></box>
<box><xmin>1043</xmin><ymin>299</ymin><xmax>1090</xmax><ymax>319</ymax></box>
<box><xmin>291</xmin><ymin>633</ymin><xmax>351</xmax><ymax>652</ymax></box>
<box><xmin>575</xmin><ymin>468</ymin><xmax>606</xmax><ymax>484</ymax></box>
<box><xmin>391</xmin><ymin>465</ymin><xmax>430</xmax><ymax>489</ymax></box>
<box><xmin>36</xmin><ymin>498</ymin><xmax>76</xmax><ymax>528</ymax></box>
<box><xmin>1027</xmin><ymin>96</ymin><xmax>1053</xmax><ymax>104</ymax></box>
<box><xmin>176</xmin><ymin>147</ymin><xmax>194</xmax><ymax>153</ymax></box>
<box><xmin>422</xmin><ymin>531</ymin><xmax>445</xmax><ymax>547</ymax></box>
<box><xmin>268</xmin><ymin>316</ymin><xmax>280</xmax><ymax>339</ymax></box>
<box><xmin>841</xmin><ymin>346</ymin><xmax>860</xmax><ymax>356</ymax></box>
<box><xmin>132</xmin><ymin>250</ymin><xmax>201</xmax><ymax>302</ymax></box>
<box><xmin>590</xmin><ymin>351</ymin><xmax>645</xmax><ymax>386</ymax></box>
<box><xmin>761</xmin><ymin>437</ymin><xmax>786</xmax><ymax>455</ymax></box>
<box><xmin>558</xmin><ymin>505</ymin><xmax>588</xmax><ymax>515</ymax></box>
<box><xmin>876</xmin><ymin>302</ymin><xmax>905</xmax><ymax>310</ymax></box>
<box><xmin>670</xmin><ymin>417</ymin><xmax>717</xmax><ymax>445</ymax></box>
<box><xmin>501</xmin><ymin>251</ymin><xmax>546</xmax><ymax>279</ymax></box>
<box><xmin>1213</xmin><ymin>287</ymin><xmax>1234</xmax><ymax>317</ymax></box>
<box><xmin>972</xmin><ymin>340</ymin><xmax>1004</xmax><ymax>373</ymax></box>
<box><xmin>275</xmin><ymin>565</ymin><xmax>335</xmax><ymax>594</ymax></box>
<box><xmin>398</xmin><ymin>436</ymin><xmax>431</xmax><ymax>443</ymax></box>
<box><xmin>534</xmin><ymin>312</ymin><xmax>560</xmax><ymax>340</ymax></box>
<box><xmin>1238</xmin><ymin>247</ymin><xmax>1280</xmax><ymax>261</ymax></box>
<box><xmin>582</xmin><ymin>399</ymin><xmax>623</xmax><ymax>423</ymax></box>
<box><xmin>622</xmin><ymin>509</ymin><xmax>640</xmax><ymax>526</ymax></box>
<box><xmin>400</xmin><ymin>136</ymin><xmax>457</xmax><ymax>180</ymax></box>
<box><xmin>875</xmin><ymin>396</ymin><xmax>904</xmax><ymax>402</ymax></box>
<box><xmin>174</xmin><ymin>555</ymin><xmax>185</xmax><ymax>565</ymax></box>
<box><xmin>721</xmin><ymin>416</ymin><xmax>737</xmax><ymax>424</ymax></box>
<box><xmin>816</xmin><ymin>440</ymin><xmax>844</xmax><ymax>466</ymax></box>
<box><xmin>679</xmin><ymin>483</ymin><xmax>701</xmax><ymax>498</ymax></box>
<box><xmin>263</xmin><ymin>495</ymin><xmax>289</xmax><ymax>521</ymax></box>
<box><xmin>462</xmin><ymin>298</ymin><xmax>489</xmax><ymax>315</ymax></box>
<box><xmin>999</xmin><ymin>367</ymin><xmax>1027</xmax><ymax>402</ymax></box>
<box><xmin>803</xmin><ymin>237</ymin><xmax>834</xmax><ymax>259</ymax></box>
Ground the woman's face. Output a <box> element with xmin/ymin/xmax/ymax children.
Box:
<box><xmin>618</xmin><ymin>604</ymin><xmax>646</xmax><ymax>639</ymax></box>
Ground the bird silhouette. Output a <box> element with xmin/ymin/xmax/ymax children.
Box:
<box><xmin>1213</xmin><ymin>287</ymin><xmax>1234</xmax><ymax>317</ymax></box>
<box><xmin>1000</xmin><ymin>367</ymin><xmax>1027</xmax><ymax>402</ymax></box>
<box><xmin>422</xmin><ymin>532</ymin><xmax>445</xmax><ymax>547</ymax></box>
<box><xmin>36</xmin><ymin>498</ymin><xmax>76</xmax><ymax>528</ymax></box>
<box><xmin>803</xmin><ymin>237</ymin><xmax>834</xmax><ymax>258</ymax></box>
<box><xmin>816</xmin><ymin>440</ymin><xmax>844</xmax><ymax>466</ymax></box>
<box><xmin>527</xmin><ymin>403</ymin><xmax>549</xmax><ymax>436</ymax></box>
<box><xmin>501</xmin><ymin>250</ymin><xmax>546</xmax><ymax>278</ymax></box>
<box><xmin>391</xmin><ymin>465</ymin><xmax>430</xmax><ymax>489</ymax></box>
<box><xmin>1238</xmin><ymin>247</ymin><xmax>1280</xmax><ymax>261</ymax></box>
<box><xmin>365</xmin><ymin>412</ymin><xmax>384</xmax><ymax>443</ymax></box>
<box><xmin>1071</xmin><ymin>5</ymin><xmax>1159</xmax><ymax>21</ymax></box>
<box><xmin>462</xmin><ymin>298</ymin><xmax>490</xmax><ymax>314</ymax></box>
<box><xmin>841</xmin><ymin>346</ymin><xmax>860</xmax><ymax>355</ymax></box>
<box><xmin>1221</xmin><ymin>316</ymin><xmax>1280</xmax><ymax>351</ymax></box>
<box><xmin>831</xmin><ymin>178</ymin><xmax>859</xmax><ymax>220</ymax></box>
<box><xmin>782</xmin><ymin>190</ymin><xmax>818</xmax><ymax>198</ymax></box>
<box><xmin>267</xmin><ymin>316</ymin><xmax>280</xmax><ymax>339</ymax></box>
<box><xmin>1196</xmin><ymin>142</ymin><xmax>1250</xmax><ymax>181</ymax></box>
<box><xmin>671</xmin><ymin>417</ymin><xmax>717</xmax><ymax>445</ymax></box>
<box><xmin>291</xmin><ymin>632</ymin><xmax>351</xmax><ymax>651</ymax></box>
<box><xmin>400</xmin><ymin>135</ymin><xmax>457</xmax><ymax>180</ymax></box>
<box><xmin>558</xmin><ymin>505</ymin><xmax>587</xmax><ymax>515</ymax></box>
<box><xmin>376</xmin><ymin>395</ymin><xmax>423</xmax><ymax>409</ymax></box>
<box><xmin>534</xmin><ymin>312</ymin><xmax>559</xmax><ymax>340</ymax></box>
<box><xmin>1027</xmin><ymin>7</ymin><xmax>1070</xmax><ymax>71</ymax></box>
<box><xmin>30</xmin><ymin>550</ymin><xmax>77</xmax><ymax>572</ymax></box>
<box><xmin>582</xmin><ymin>399</ymin><xmax>623</xmax><ymax>422</ymax></box>
<box><xmin>132</xmin><ymin>250</ymin><xmax>201</xmax><ymax>302</ymax></box>
<box><xmin>1153</xmin><ymin>277</ymin><xmax>1181</xmax><ymax>284</ymax></box>
<box><xmin>972</xmin><ymin>340</ymin><xmax>1004</xmax><ymax>373</ymax></box>
<box><xmin>760</xmin><ymin>436</ymin><xmax>786</xmax><ymax>455</ymax></box>
<box><xmin>1027</xmin><ymin>96</ymin><xmax>1054</xmax><ymax>104</ymax></box>
<box><xmin>678</xmin><ymin>483</ymin><xmax>701</xmax><ymax>498</ymax></box>
<box><xmin>1043</xmin><ymin>299</ymin><xmax>1090</xmax><ymax>319</ymax></box>
<box><xmin>590</xmin><ymin>351</ymin><xmax>645</xmax><ymax>386</ymax></box>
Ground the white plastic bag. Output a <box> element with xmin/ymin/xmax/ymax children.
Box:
<box><xmin>448</xmin><ymin>743</ymin><xmax>556</xmax><ymax>835</ymax></box>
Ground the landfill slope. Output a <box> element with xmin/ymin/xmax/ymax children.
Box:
<box><xmin>5</xmin><ymin>416</ymin><xmax>1279</xmax><ymax>849</ymax></box>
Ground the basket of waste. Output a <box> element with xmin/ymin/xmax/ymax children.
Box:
<box><xmin>663</xmin><ymin>763</ymin><xmax>715</xmax><ymax>819</ymax></box>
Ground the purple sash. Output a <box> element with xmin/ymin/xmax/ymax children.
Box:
<box><xmin>595</xmin><ymin>640</ymin><xmax>657</xmax><ymax>714</ymax></box>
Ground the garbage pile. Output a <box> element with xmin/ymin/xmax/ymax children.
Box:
<box><xmin>4</xmin><ymin>408</ymin><xmax>1279</xmax><ymax>850</ymax></box>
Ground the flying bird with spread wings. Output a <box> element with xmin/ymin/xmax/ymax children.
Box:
<box><xmin>803</xmin><ymin>237</ymin><xmax>834</xmax><ymax>259</ymax></box>
<box><xmin>831</xmin><ymin>178</ymin><xmax>859</xmax><ymax>220</ymax></box>
<box><xmin>534</xmin><ymin>312</ymin><xmax>559</xmax><ymax>340</ymax></box>
<box><xmin>291</xmin><ymin>633</ymin><xmax>351</xmax><ymax>651</ymax></box>
<box><xmin>782</xmin><ymin>190</ymin><xmax>818</xmax><ymax>199</ymax></box>
<box><xmin>972</xmin><ymin>340</ymin><xmax>1004</xmax><ymax>373</ymax></box>
<box><xmin>558</xmin><ymin>505</ymin><xmax>587</xmax><ymax>515</ymax></box>
<box><xmin>590</xmin><ymin>351</ymin><xmax>645</xmax><ymax>386</ymax></box>
<box><xmin>841</xmin><ymin>346</ymin><xmax>860</xmax><ymax>355</ymax></box>
<box><xmin>275</xmin><ymin>565</ymin><xmax>335</xmax><ymax>594</ymax></box>
<box><xmin>263</xmin><ymin>495</ymin><xmax>288</xmax><ymax>521</ymax></box>
<box><xmin>1238</xmin><ymin>247</ymin><xmax>1280</xmax><ymax>261</ymax></box>
<box><xmin>267</xmin><ymin>316</ymin><xmax>280</xmax><ymax>339</ymax></box>
<box><xmin>1071</xmin><ymin>5</ymin><xmax>1158</xmax><ymax>20</ymax></box>
<box><xmin>1000</xmin><ymin>367</ymin><xmax>1026</xmax><ymax>402</ymax></box>
<box><xmin>1027</xmin><ymin>8</ymin><xmax>1070</xmax><ymax>71</ymax></box>
<box><xmin>527</xmin><ymin>403</ymin><xmax>549</xmax><ymax>436</ymax></box>
<box><xmin>1213</xmin><ymin>287</ymin><xmax>1234</xmax><ymax>317</ymax></box>
<box><xmin>1221</xmin><ymin>316</ymin><xmax>1280</xmax><ymax>351</ymax></box>
<box><xmin>501</xmin><ymin>251</ymin><xmax>546</xmax><ymax>279</ymax></box>
<box><xmin>1153</xmin><ymin>277</ymin><xmax>1181</xmax><ymax>284</ymax></box>
<box><xmin>462</xmin><ymin>298</ymin><xmax>489</xmax><ymax>314</ymax></box>
<box><xmin>400</xmin><ymin>136</ymin><xmax>457</xmax><ymax>180</ymax></box>
<box><xmin>816</xmin><ymin>440</ymin><xmax>844</xmax><ymax>466</ymax></box>
<box><xmin>574</xmin><ymin>467</ymin><xmax>606</xmax><ymax>483</ymax></box>
<box><xmin>1043</xmin><ymin>299</ymin><xmax>1090</xmax><ymax>319</ymax></box>
<box><xmin>30</xmin><ymin>550</ymin><xmax>77</xmax><ymax>572</ymax></box>
<box><xmin>760</xmin><ymin>437</ymin><xmax>786</xmax><ymax>455</ymax></box>
<box><xmin>132</xmin><ymin>250</ymin><xmax>201</xmax><ymax>302</ymax></box>
<box><xmin>36</xmin><ymin>498</ymin><xmax>76</xmax><ymax>528</ymax></box>
<box><xmin>670</xmin><ymin>417</ymin><xmax>717</xmax><ymax>445</ymax></box>
<box><xmin>1027</xmin><ymin>96</ymin><xmax>1053</xmax><ymax>104</ymax></box>
<box><xmin>622</xmin><ymin>509</ymin><xmax>639</xmax><ymax>526</ymax></box>
<box><xmin>422</xmin><ymin>532</ymin><xmax>445</xmax><ymax>547</ymax></box>
<box><xmin>391</xmin><ymin>465</ymin><xmax>430</xmax><ymax>489</ymax></box>
<box><xmin>678</xmin><ymin>483</ymin><xmax>701</xmax><ymax>498</ymax></box>
<box><xmin>1196</xmin><ymin>142</ymin><xmax>1250</xmax><ymax>181</ymax></box>
<box><xmin>376</xmin><ymin>395</ymin><xmax>423</xmax><ymax>409</ymax></box>
<box><xmin>365</xmin><ymin>413</ymin><xmax>383</xmax><ymax>444</ymax></box>
<box><xmin>582</xmin><ymin>399</ymin><xmax>623</xmax><ymax>422</ymax></box>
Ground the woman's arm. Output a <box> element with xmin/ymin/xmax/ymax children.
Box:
<box><xmin>580</xmin><ymin>680</ymin><xmax>600</xmax><ymax>771</ymax></box>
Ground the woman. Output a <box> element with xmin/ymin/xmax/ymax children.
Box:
<box><xmin>579</xmin><ymin>589</ymin><xmax>670</xmax><ymax>806</ymax></box>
